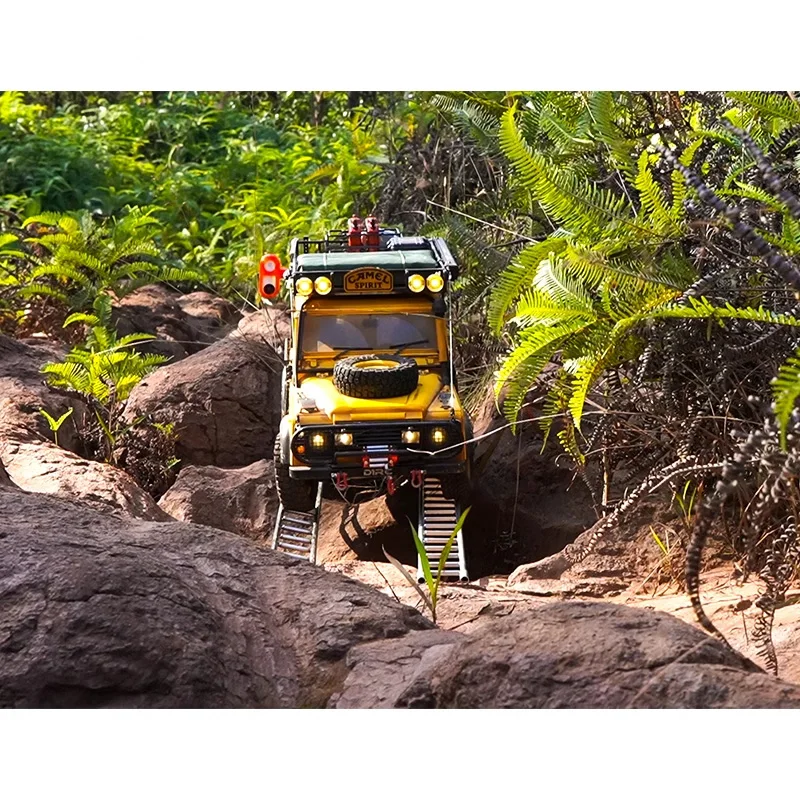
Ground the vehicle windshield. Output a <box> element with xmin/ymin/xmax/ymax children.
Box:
<box><xmin>301</xmin><ymin>313</ymin><xmax>438</xmax><ymax>355</ymax></box>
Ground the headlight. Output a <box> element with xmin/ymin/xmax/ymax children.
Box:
<box><xmin>310</xmin><ymin>432</ymin><xmax>330</xmax><ymax>450</ymax></box>
<box><xmin>431</xmin><ymin>427</ymin><xmax>447</xmax><ymax>446</ymax></box>
<box><xmin>402</xmin><ymin>429</ymin><xmax>420</xmax><ymax>444</ymax></box>
<box><xmin>407</xmin><ymin>274</ymin><xmax>426</xmax><ymax>293</ymax></box>
<box><xmin>426</xmin><ymin>273</ymin><xmax>444</xmax><ymax>292</ymax></box>
<box><xmin>335</xmin><ymin>431</ymin><xmax>353</xmax><ymax>446</ymax></box>
<box><xmin>296</xmin><ymin>277</ymin><xmax>314</xmax><ymax>296</ymax></box>
<box><xmin>314</xmin><ymin>276</ymin><xmax>332</xmax><ymax>295</ymax></box>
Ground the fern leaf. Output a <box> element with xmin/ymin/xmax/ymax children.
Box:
<box><xmin>773</xmin><ymin>350</ymin><xmax>800</xmax><ymax>448</ymax></box>
<box><xmin>488</xmin><ymin>236</ymin><xmax>568</xmax><ymax>334</ymax></box>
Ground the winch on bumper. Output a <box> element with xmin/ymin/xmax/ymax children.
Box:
<box><xmin>285</xmin><ymin>420</ymin><xmax>468</xmax><ymax>480</ymax></box>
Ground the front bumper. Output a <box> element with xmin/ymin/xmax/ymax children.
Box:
<box><xmin>288</xmin><ymin>420</ymin><xmax>468</xmax><ymax>479</ymax></box>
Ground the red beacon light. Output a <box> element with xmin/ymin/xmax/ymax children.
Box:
<box><xmin>347</xmin><ymin>216</ymin><xmax>363</xmax><ymax>249</ymax></box>
<box><xmin>363</xmin><ymin>216</ymin><xmax>380</xmax><ymax>250</ymax></box>
<box><xmin>258</xmin><ymin>254</ymin><xmax>285</xmax><ymax>300</ymax></box>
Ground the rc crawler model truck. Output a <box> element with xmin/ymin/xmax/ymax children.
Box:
<box><xmin>258</xmin><ymin>216</ymin><xmax>473</xmax><ymax>580</ymax></box>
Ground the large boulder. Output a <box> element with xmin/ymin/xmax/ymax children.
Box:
<box><xmin>123</xmin><ymin>307</ymin><xmax>289</xmax><ymax>467</ymax></box>
<box><xmin>0</xmin><ymin>335</ymin><xmax>166</xmax><ymax>520</ymax></box>
<box><xmin>112</xmin><ymin>285</ymin><xmax>241</xmax><ymax>362</ymax></box>
<box><xmin>0</xmin><ymin>334</ymin><xmax>82</xmax><ymax>452</ymax></box>
<box><xmin>158</xmin><ymin>459</ymin><xmax>278</xmax><ymax>539</ymax></box>
<box><xmin>4</xmin><ymin>486</ymin><xmax>800</xmax><ymax>709</ymax></box>
<box><xmin>0</xmin><ymin>486</ymin><xmax>429</xmax><ymax>708</ymax></box>
<box><xmin>332</xmin><ymin>601</ymin><xmax>800</xmax><ymax>708</ymax></box>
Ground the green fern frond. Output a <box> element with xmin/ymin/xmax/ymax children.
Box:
<box><xmin>586</xmin><ymin>91</ymin><xmax>637</xmax><ymax>181</ymax></box>
<box><xmin>533</xmin><ymin>258</ymin><xmax>595</xmax><ymax>313</ymax></box>
<box><xmin>28</xmin><ymin>262</ymin><xmax>93</xmax><ymax>287</ymax></box>
<box><xmin>499</xmin><ymin>106</ymin><xmax>630</xmax><ymax>238</ymax></box>
<box><xmin>488</xmin><ymin>236</ymin><xmax>568</xmax><ymax>334</ymax></box>
<box><xmin>512</xmin><ymin>289</ymin><xmax>594</xmax><ymax>328</ymax></box>
<box><xmin>773</xmin><ymin>350</ymin><xmax>800</xmax><ymax>448</ymax></box>
<box><xmin>17</xmin><ymin>283</ymin><xmax>69</xmax><ymax>302</ymax></box>
<box><xmin>634</xmin><ymin>151</ymin><xmax>681</xmax><ymax>236</ymax></box>
<box><xmin>727</xmin><ymin>92</ymin><xmax>800</xmax><ymax>125</ymax></box>
<box><xmin>63</xmin><ymin>312</ymin><xmax>99</xmax><ymax>328</ymax></box>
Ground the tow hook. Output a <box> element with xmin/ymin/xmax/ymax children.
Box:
<box><xmin>387</xmin><ymin>476</ymin><xmax>396</xmax><ymax>495</ymax></box>
<box><xmin>410</xmin><ymin>469</ymin><xmax>424</xmax><ymax>489</ymax></box>
<box><xmin>335</xmin><ymin>472</ymin><xmax>349</xmax><ymax>490</ymax></box>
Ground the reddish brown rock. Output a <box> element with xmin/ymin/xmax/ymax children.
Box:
<box><xmin>123</xmin><ymin>318</ymin><xmax>285</xmax><ymax>468</ymax></box>
<box><xmin>0</xmin><ymin>487</ymin><xmax>430</xmax><ymax>708</ymax></box>
<box><xmin>158</xmin><ymin>460</ymin><xmax>278</xmax><ymax>539</ymax></box>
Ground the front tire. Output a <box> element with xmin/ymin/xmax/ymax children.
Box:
<box><xmin>274</xmin><ymin>434</ymin><xmax>317</xmax><ymax>511</ymax></box>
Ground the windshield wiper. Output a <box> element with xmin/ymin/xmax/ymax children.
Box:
<box><xmin>390</xmin><ymin>339</ymin><xmax>429</xmax><ymax>355</ymax></box>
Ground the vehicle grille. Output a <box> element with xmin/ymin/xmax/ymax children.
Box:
<box><xmin>351</xmin><ymin>427</ymin><xmax>402</xmax><ymax>448</ymax></box>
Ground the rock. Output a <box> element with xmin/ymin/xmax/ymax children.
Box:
<box><xmin>158</xmin><ymin>460</ymin><xmax>278</xmax><ymax>539</ymax></box>
<box><xmin>0</xmin><ymin>487</ymin><xmax>430</xmax><ymax>708</ymax></box>
<box><xmin>176</xmin><ymin>291</ymin><xmax>241</xmax><ymax>344</ymax></box>
<box><xmin>0</xmin><ymin>457</ymin><xmax>12</xmax><ymax>486</ymax></box>
<box><xmin>124</xmin><ymin>323</ymin><xmax>285</xmax><ymax>468</ymax></box>
<box><xmin>0</xmin><ymin>334</ymin><xmax>83</xmax><ymax>452</ymax></box>
<box><xmin>509</xmin><ymin>552</ymin><xmax>571</xmax><ymax>583</ymax></box>
<box><xmin>331</xmin><ymin>601</ymin><xmax>800</xmax><ymax>708</ymax></box>
<box><xmin>0</xmin><ymin>335</ymin><xmax>166</xmax><ymax>520</ymax></box>
<box><xmin>508</xmin><ymin>497</ymin><xmax>677</xmax><ymax>597</ymax></box>
<box><xmin>233</xmin><ymin>306</ymin><xmax>291</xmax><ymax>350</ymax></box>
<box><xmin>112</xmin><ymin>285</ymin><xmax>241</xmax><ymax>362</ymax></box>
<box><xmin>0</xmin><ymin>438</ymin><xmax>169</xmax><ymax>521</ymax></box>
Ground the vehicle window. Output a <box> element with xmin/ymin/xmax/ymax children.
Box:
<box><xmin>302</xmin><ymin>313</ymin><xmax>438</xmax><ymax>353</ymax></box>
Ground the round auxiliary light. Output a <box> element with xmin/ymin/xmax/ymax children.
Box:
<box><xmin>426</xmin><ymin>273</ymin><xmax>444</xmax><ymax>293</ymax></box>
<box><xmin>408</xmin><ymin>273</ymin><xmax>426</xmax><ymax>293</ymax></box>
<box><xmin>431</xmin><ymin>427</ymin><xmax>447</xmax><ymax>445</ymax></box>
<box><xmin>296</xmin><ymin>277</ymin><xmax>314</xmax><ymax>296</ymax></box>
<box><xmin>310</xmin><ymin>432</ymin><xmax>327</xmax><ymax>449</ymax></box>
<box><xmin>402</xmin><ymin>429</ymin><xmax>420</xmax><ymax>445</ymax></box>
<box><xmin>314</xmin><ymin>276</ymin><xmax>332</xmax><ymax>295</ymax></box>
<box><xmin>335</xmin><ymin>431</ymin><xmax>353</xmax><ymax>447</ymax></box>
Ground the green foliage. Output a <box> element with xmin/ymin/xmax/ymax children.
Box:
<box><xmin>41</xmin><ymin>319</ymin><xmax>169</xmax><ymax>462</ymax></box>
<box><xmin>1</xmin><ymin>91</ymin><xmax>416</xmax><ymax>307</ymax></box>
<box><xmin>38</xmin><ymin>407</ymin><xmax>74</xmax><ymax>448</ymax></box>
<box><xmin>383</xmin><ymin>507</ymin><xmax>470</xmax><ymax>624</ymax></box>
<box><xmin>773</xmin><ymin>351</ymin><xmax>800</xmax><ymax>449</ymax></box>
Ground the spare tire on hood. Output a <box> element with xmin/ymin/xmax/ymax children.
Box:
<box><xmin>333</xmin><ymin>354</ymin><xmax>419</xmax><ymax>399</ymax></box>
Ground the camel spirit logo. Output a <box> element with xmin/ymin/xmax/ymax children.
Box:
<box><xmin>344</xmin><ymin>268</ymin><xmax>393</xmax><ymax>293</ymax></box>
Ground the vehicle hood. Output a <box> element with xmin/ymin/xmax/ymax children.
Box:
<box><xmin>298</xmin><ymin>372</ymin><xmax>443</xmax><ymax>422</ymax></box>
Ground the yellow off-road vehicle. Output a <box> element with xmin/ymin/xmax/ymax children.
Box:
<box><xmin>264</xmin><ymin>217</ymin><xmax>473</xmax><ymax>579</ymax></box>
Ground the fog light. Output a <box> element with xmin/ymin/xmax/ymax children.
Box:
<box><xmin>402</xmin><ymin>429</ymin><xmax>420</xmax><ymax>444</ymax></box>
<box><xmin>336</xmin><ymin>431</ymin><xmax>353</xmax><ymax>446</ymax></box>
<box><xmin>431</xmin><ymin>427</ymin><xmax>447</xmax><ymax>445</ymax></box>
<box><xmin>314</xmin><ymin>276</ymin><xmax>332</xmax><ymax>295</ymax></box>
<box><xmin>426</xmin><ymin>273</ymin><xmax>444</xmax><ymax>292</ymax></box>
<box><xmin>408</xmin><ymin>274</ymin><xmax>426</xmax><ymax>293</ymax></box>
<box><xmin>310</xmin><ymin>432</ymin><xmax>327</xmax><ymax>449</ymax></box>
<box><xmin>296</xmin><ymin>277</ymin><xmax>314</xmax><ymax>296</ymax></box>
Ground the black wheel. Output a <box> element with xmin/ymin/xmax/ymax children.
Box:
<box><xmin>273</xmin><ymin>434</ymin><xmax>317</xmax><ymax>511</ymax></box>
<box><xmin>333</xmin><ymin>354</ymin><xmax>419</xmax><ymax>399</ymax></box>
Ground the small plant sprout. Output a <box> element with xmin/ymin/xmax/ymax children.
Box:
<box><xmin>383</xmin><ymin>507</ymin><xmax>470</xmax><ymax>624</ymax></box>
<box><xmin>38</xmin><ymin>407</ymin><xmax>74</xmax><ymax>447</ymax></box>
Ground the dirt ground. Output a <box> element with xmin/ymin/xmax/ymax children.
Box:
<box><xmin>324</xmin><ymin>554</ymin><xmax>800</xmax><ymax>684</ymax></box>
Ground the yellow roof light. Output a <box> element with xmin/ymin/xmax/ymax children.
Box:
<box><xmin>426</xmin><ymin>273</ymin><xmax>444</xmax><ymax>293</ymax></box>
<box><xmin>408</xmin><ymin>274</ymin><xmax>426</xmax><ymax>293</ymax></box>
<box><xmin>296</xmin><ymin>277</ymin><xmax>314</xmax><ymax>296</ymax></box>
<box><xmin>314</xmin><ymin>276</ymin><xmax>332</xmax><ymax>295</ymax></box>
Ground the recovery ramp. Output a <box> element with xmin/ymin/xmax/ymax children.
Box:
<box><xmin>271</xmin><ymin>483</ymin><xmax>323</xmax><ymax>563</ymax></box>
<box><xmin>418</xmin><ymin>476</ymin><xmax>468</xmax><ymax>581</ymax></box>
